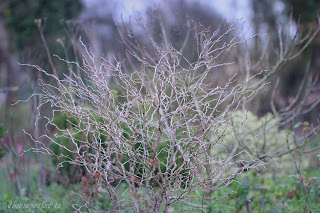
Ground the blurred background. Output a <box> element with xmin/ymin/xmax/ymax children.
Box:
<box><xmin>0</xmin><ymin>0</ymin><xmax>319</xmax><ymax>211</ymax></box>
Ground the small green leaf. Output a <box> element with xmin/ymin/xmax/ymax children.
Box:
<box><xmin>286</xmin><ymin>130</ymin><xmax>294</xmax><ymax>135</ymax></box>
<box><xmin>0</xmin><ymin>148</ymin><xmax>5</xmax><ymax>159</ymax></box>
<box><xmin>0</xmin><ymin>123</ymin><xmax>7</xmax><ymax>138</ymax></box>
<box><xmin>294</xmin><ymin>122</ymin><xmax>302</xmax><ymax>128</ymax></box>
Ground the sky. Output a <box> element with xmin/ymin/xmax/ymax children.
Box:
<box><xmin>80</xmin><ymin>0</ymin><xmax>255</xmax><ymax>23</ymax></box>
<box><xmin>79</xmin><ymin>0</ymin><xmax>290</xmax><ymax>44</ymax></box>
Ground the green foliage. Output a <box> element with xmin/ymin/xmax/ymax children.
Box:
<box><xmin>202</xmin><ymin>171</ymin><xmax>320</xmax><ymax>212</ymax></box>
<box><xmin>283</xmin><ymin>0</ymin><xmax>320</xmax><ymax>23</ymax></box>
<box><xmin>0</xmin><ymin>123</ymin><xmax>7</xmax><ymax>138</ymax></box>
<box><xmin>150</xmin><ymin>169</ymin><xmax>320</xmax><ymax>212</ymax></box>
<box><xmin>0</xmin><ymin>118</ymin><xmax>319</xmax><ymax>212</ymax></box>
<box><xmin>1</xmin><ymin>173</ymin><xmax>318</xmax><ymax>212</ymax></box>
<box><xmin>49</xmin><ymin>114</ymin><xmax>86</xmax><ymax>184</ymax></box>
<box><xmin>0</xmin><ymin>123</ymin><xmax>6</xmax><ymax>159</ymax></box>
<box><xmin>211</xmin><ymin>111</ymin><xmax>294</xmax><ymax>178</ymax></box>
<box><xmin>2</xmin><ymin>0</ymin><xmax>82</xmax><ymax>52</ymax></box>
<box><xmin>1</xmin><ymin>0</ymin><xmax>82</xmax><ymax>80</ymax></box>
<box><xmin>0</xmin><ymin>183</ymin><xmax>85</xmax><ymax>213</ymax></box>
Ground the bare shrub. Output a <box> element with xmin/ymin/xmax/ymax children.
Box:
<box><xmin>20</xmin><ymin>15</ymin><xmax>320</xmax><ymax>212</ymax></box>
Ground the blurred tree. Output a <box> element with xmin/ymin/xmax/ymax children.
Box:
<box><xmin>283</xmin><ymin>0</ymin><xmax>320</xmax><ymax>22</ymax></box>
<box><xmin>79</xmin><ymin>0</ymin><xmax>225</xmax><ymax>61</ymax></box>
<box><xmin>2</xmin><ymin>0</ymin><xmax>81</xmax><ymax>54</ymax></box>
<box><xmin>250</xmin><ymin>0</ymin><xmax>320</xmax><ymax>118</ymax></box>
<box><xmin>252</xmin><ymin>0</ymin><xmax>278</xmax><ymax>34</ymax></box>
<box><xmin>1</xmin><ymin>0</ymin><xmax>82</xmax><ymax>84</ymax></box>
<box><xmin>0</xmin><ymin>0</ymin><xmax>83</xmax><ymax>199</ymax></box>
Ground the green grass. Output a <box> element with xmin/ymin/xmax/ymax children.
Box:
<box><xmin>0</xmin><ymin>160</ymin><xmax>319</xmax><ymax>212</ymax></box>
